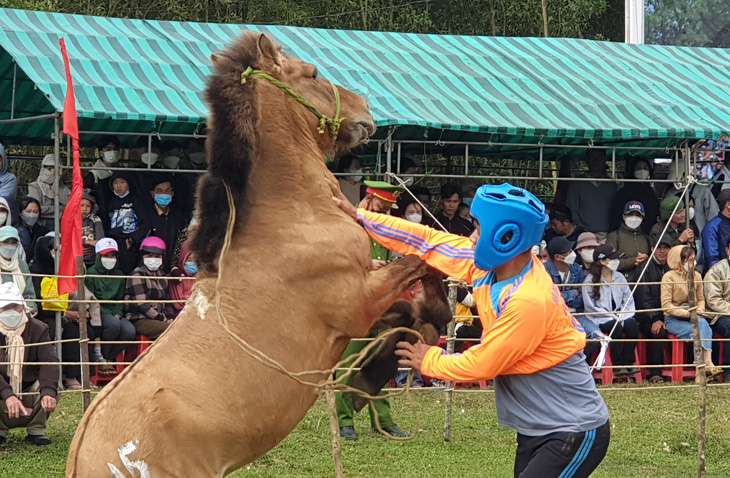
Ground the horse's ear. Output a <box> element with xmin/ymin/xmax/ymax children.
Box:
<box><xmin>257</xmin><ymin>34</ymin><xmax>282</xmax><ymax>68</ymax></box>
<box><xmin>210</xmin><ymin>53</ymin><xmax>223</xmax><ymax>67</ymax></box>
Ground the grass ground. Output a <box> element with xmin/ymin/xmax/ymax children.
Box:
<box><xmin>1</xmin><ymin>384</ymin><xmax>729</xmax><ymax>477</ymax></box>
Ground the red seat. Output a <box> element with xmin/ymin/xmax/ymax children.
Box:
<box><xmin>123</xmin><ymin>335</ymin><xmax>153</xmax><ymax>363</ymax></box>
<box><xmin>90</xmin><ymin>351</ymin><xmax>125</xmax><ymax>386</ymax></box>
<box><xmin>589</xmin><ymin>345</ymin><xmax>642</xmax><ymax>384</ymax></box>
<box><xmin>664</xmin><ymin>334</ymin><xmax>696</xmax><ymax>383</ymax></box>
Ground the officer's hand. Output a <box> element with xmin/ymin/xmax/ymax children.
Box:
<box><xmin>332</xmin><ymin>194</ymin><xmax>357</xmax><ymax>220</ymax></box>
<box><xmin>5</xmin><ymin>396</ymin><xmax>31</xmax><ymax>419</ymax></box>
<box><xmin>395</xmin><ymin>341</ymin><xmax>432</xmax><ymax>371</ymax></box>
<box><xmin>41</xmin><ymin>395</ymin><xmax>57</xmax><ymax>413</ymax></box>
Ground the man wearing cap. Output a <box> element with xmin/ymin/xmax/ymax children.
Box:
<box><xmin>545</xmin><ymin>206</ymin><xmax>585</xmax><ymax>244</ymax></box>
<box><xmin>605</xmin><ymin>201</ymin><xmax>650</xmax><ymax>283</ymax></box>
<box><xmin>650</xmin><ymin>196</ymin><xmax>694</xmax><ymax>249</ymax></box>
<box><xmin>702</xmin><ymin>189</ymin><xmax>730</xmax><ymax>270</ymax></box>
<box><xmin>336</xmin><ymin>180</ymin><xmax>410</xmax><ymax>441</ymax></box>
<box><xmin>0</xmin><ymin>282</ymin><xmax>58</xmax><ymax>446</ymax></box>
<box><xmin>634</xmin><ymin>236</ymin><xmax>672</xmax><ymax>382</ymax></box>
<box><xmin>335</xmin><ymin>182</ymin><xmax>609</xmax><ymax>476</ymax></box>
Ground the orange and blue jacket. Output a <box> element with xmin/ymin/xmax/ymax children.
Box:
<box><xmin>358</xmin><ymin>210</ymin><xmax>609</xmax><ymax>435</ymax></box>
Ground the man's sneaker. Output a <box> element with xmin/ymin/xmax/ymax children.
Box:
<box><xmin>614</xmin><ymin>367</ymin><xmax>629</xmax><ymax>376</ymax></box>
<box><xmin>339</xmin><ymin>426</ymin><xmax>357</xmax><ymax>441</ymax></box>
<box><xmin>381</xmin><ymin>425</ymin><xmax>410</xmax><ymax>438</ymax></box>
<box><xmin>25</xmin><ymin>434</ymin><xmax>51</xmax><ymax>446</ymax></box>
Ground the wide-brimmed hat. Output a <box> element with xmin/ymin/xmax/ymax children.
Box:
<box><xmin>575</xmin><ymin>232</ymin><xmax>600</xmax><ymax>250</ymax></box>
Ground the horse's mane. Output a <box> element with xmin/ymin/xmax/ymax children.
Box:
<box><xmin>189</xmin><ymin>33</ymin><xmax>265</xmax><ymax>274</ymax></box>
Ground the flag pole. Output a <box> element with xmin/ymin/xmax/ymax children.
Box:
<box><xmin>76</xmin><ymin>256</ymin><xmax>91</xmax><ymax>411</ymax></box>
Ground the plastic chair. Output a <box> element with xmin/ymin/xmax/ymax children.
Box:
<box><xmin>124</xmin><ymin>335</ymin><xmax>152</xmax><ymax>363</ymax></box>
<box><xmin>89</xmin><ymin>351</ymin><xmax>125</xmax><ymax>386</ymax></box>
<box><xmin>664</xmin><ymin>334</ymin><xmax>696</xmax><ymax>383</ymax></box>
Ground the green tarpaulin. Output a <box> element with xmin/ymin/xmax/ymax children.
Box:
<box><xmin>1</xmin><ymin>7</ymin><xmax>730</xmax><ymax>149</ymax></box>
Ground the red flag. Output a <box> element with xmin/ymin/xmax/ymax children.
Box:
<box><xmin>58</xmin><ymin>37</ymin><xmax>83</xmax><ymax>295</ymax></box>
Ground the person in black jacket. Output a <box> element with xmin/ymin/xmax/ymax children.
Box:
<box><xmin>609</xmin><ymin>158</ymin><xmax>660</xmax><ymax>235</ymax></box>
<box><xmin>634</xmin><ymin>237</ymin><xmax>672</xmax><ymax>383</ymax></box>
<box><xmin>0</xmin><ymin>282</ymin><xmax>58</xmax><ymax>446</ymax></box>
<box><xmin>105</xmin><ymin>170</ymin><xmax>147</xmax><ymax>274</ymax></box>
<box><xmin>140</xmin><ymin>175</ymin><xmax>187</xmax><ymax>269</ymax></box>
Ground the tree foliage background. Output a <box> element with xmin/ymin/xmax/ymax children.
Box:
<box><xmin>645</xmin><ymin>0</ymin><xmax>730</xmax><ymax>47</ymax></box>
<box><xmin>2</xmin><ymin>0</ymin><xmax>626</xmax><ymax>40</ymax></box>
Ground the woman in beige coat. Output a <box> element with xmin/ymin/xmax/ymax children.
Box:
<box><xmin>661</xmin><ymin>245</ymin><xmax>722</xmax><ymax>380</ymax></box>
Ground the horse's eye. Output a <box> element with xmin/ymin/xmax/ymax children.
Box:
<box><xmin>312</xmin><ymin>68</ymin><xmax>318</xmax><ymax>79</ymax></box>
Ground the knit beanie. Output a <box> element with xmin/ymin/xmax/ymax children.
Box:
<box><xmin>660</xmin><ymin>196</ymin><xmax>683</xmax><ymax>220</ymax></box>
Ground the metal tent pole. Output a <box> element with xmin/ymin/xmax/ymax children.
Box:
<box><xmin>52</xmin><ymin>115</ymin><xmax>63</xmax><ymax>374</ymax></box>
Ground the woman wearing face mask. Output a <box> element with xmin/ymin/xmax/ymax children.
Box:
<box><xmin>605</xmin><ymin>201</ymin><xmax>651</xmax><ymax>283</ymax></box>
<box><xmin>336</xmin><ymin>155</ymin><xmax>364</xmax><ymax>206</ymax></box>
<box><xmin>124</xmin><ymin>236</ymin><xmax>175</xmax><ymax>339</ymax></box>
<box><xmin>661</xmin><ymin>245</ymin><xmax>723</xmax><ymax>382</ymax></box>
<box><xmin>0</xmin><ymin>227</ymin><xmax>37</xmax><ymax>317</ymax></box>
<box><xmin>17</xmin><ymin>198</ymin><xmax>48</xmax><ymax>262</ymax></box>
<box><xmin>83</xmin><ymin>238</ymin><xmax>136</xmax><ymax>376</ymax></box>
<box><xmin>609</xmin><ymin>158</ymin><xmax>660</xmax><ymax>235</ymax></box>
<box><xmin>86</xmin><ymin>135</ymin><xmax>122</xmax><ymax>210</ymax></box>
<box><xmin>106</xmin><ymin>170</ymin><xmax>146</xmax><ymax>274</ymax></box>
<box><xmin>574</xmin><ymin>232</ymin><xmax>600</xmax><ymax>271</ymax></box>
<box><xmin>27</xmin><ymin>155</ymin><xmax>71</xmax><ymax>231</ymax></box>
<box><xmin>169</xmin><ymin>242</ymin><xmax>196</xmax><ymax>317</ymax></box>
<box><xmin>581</xmin><ymin>244</ymin><xmax>640</xmax><ymax>377</ymax></box>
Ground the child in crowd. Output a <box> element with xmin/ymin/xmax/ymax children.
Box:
<box><xmin>169</xmin><ymin>241</ymin><xmax>196</xmax><ymax>318</ymax></box>
<box><xmin>81</xmin><ymin>190</ymin><xmax>105</xmax><ymax>268</ymax></box>
<box><xmin>106</xmin><ymin>170</ymin><xmax>146</xmax><ymax>274</ymax></box>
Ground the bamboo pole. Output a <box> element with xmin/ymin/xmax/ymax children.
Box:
<box><xmin>443</xmin><ymin>280</ymin><xmax>458</xmax><ymax>442</ymax></box>
<box><xmin>76</xmin><ymin>256</ymin><xmax>91</xmax><ymax>412</ymax></box>
<box><xmin>326</xmin><ymin>389</ymin><xmax>344</xmax><ymax>478</ymax></box>
<box><xmin>686</xmin><ymin>262</ymin><xmax>706</xmax><ymax>478</ymax></box>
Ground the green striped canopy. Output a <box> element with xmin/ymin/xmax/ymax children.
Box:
<box><xmin>2</xmin><ymin>7</ymin><xmax>730</xmax><ymax>151</ymax></box>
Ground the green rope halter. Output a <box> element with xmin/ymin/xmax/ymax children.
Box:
<box><xmin>241</xmin><ymin>66</ymin><xmax>345</xmax><ymax>139</ymax></box>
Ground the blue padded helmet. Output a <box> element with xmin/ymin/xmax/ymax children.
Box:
<box><xmin>469</xmin><ymin>183</ymin><xmax>548</xmax><ymax>271</ymax></box>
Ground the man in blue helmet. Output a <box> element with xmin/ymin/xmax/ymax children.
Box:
<box><xmin>335</xmin><ymin>182</ymin><xmax>610</xmax><ymax>477</ymax></box>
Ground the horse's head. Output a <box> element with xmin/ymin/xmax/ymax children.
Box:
<box><xmin>212</xmin><ymin>33</ymin><xmax>375</xmax><ymax>156</ymax></box>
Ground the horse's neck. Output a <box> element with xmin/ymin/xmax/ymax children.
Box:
<box><xmin>247</xmin><ymin>101</ymin><xmax>329</xmax><ymax>207</ymax></box>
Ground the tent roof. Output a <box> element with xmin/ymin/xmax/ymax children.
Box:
<box><xmin>2</xmin><ymin>7</ymin><xmax>730</xmax><ymax>150</ymax></box>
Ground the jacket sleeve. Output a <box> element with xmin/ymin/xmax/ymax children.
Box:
<box><xmin>22</xmin><ymin>265</ymin><xmax>37</xmax><ymax>313</ymax></box>
<box><xmin>357</xmin><ymin>209</ymin><xmax>482</xmax><ymax>284</ymax></box>
<box><xmin>0</xmin><ymin>174</ymin><xmax>18</xmax><ymax>199</ymax></box>
<box><xmin>704</xmin><ymin>267</ymin><xmax>730</xmax><ymax>313</ymax></box>
<box><xmin>661</xmin><ymin>275</ymin><xmax>689</xmax><ymax>319</ymax></box>
<box><xmin>34</xmin><ymin>322</ymin><xmax>59</xmax><ymax>398</ymax></box>
<box><xmin>702</xmin><ymin>220</ymin><xmax>721</xmax><ymax>269</ymax></box>
<box><xmin>420</xmin><ymin>294</ymin><xmax>548</xmax><ymax>382</ymax></box>
<box><xmin>566</xmin><ymin>186</ymin><xmax>582</xmax><ymax>229</ymax></box>
<box><xmin>696</xmin><ymin>274</ymin><xmax>706</xmax><ymax>313</ymax></box>
<box><xmin>606</xmin><ymin>232</ymin><xmax>636</xmax><ymax>271</ymax></box>
<box><xmin>619</xmin><ymin>281</ymin><xmax>636</xmax><ymax>321</ymax></box>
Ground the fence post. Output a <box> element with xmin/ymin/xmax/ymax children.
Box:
<box><xmin>443</xmin><ymin>280</ymin><xmax>458</xmax><ymax>442</ymax></box>
<box><xmin>76</xmin><ymin>256</ymin><xmax>91</xmax><ymax>412</ymax></box>
<box><xmin>686</xmin><ymin>262</ymin><xmax>706</xmax><ymax>478</ymax></box>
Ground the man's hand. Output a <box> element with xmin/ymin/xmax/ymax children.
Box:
<box><xmin>395</xmin><ymin>341</ymin><xmax>432</xmax><ymax>371</ymax></box>
<box><xmin>332</xmin><ymin>193</ymin><xmax>357</xmax><ymax>220</ymax></box>
<box><xmin>635</xmin><ymin>252</ymin><xmax>648</xmax><ymax>265</ymax></box>
<box><xmin>5</xmin><ymin>396</ymin><xmax>31</xmax><ymax>419</ymax></box>
<box><xmin>679</xmin><ymin>229</ymin><xmax>694</xmax><ymax>244</ymax></box>
<box><xmin>41</xmin><ymin>395</ymin><xmax>57</xmax><ymax>413</ymax></box>
<box><xmin>651</xmin><ymin>320</ymin><xmax>666</xmax><ymax>335</ymax></box>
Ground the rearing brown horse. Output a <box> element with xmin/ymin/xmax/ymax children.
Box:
<box><xmin>66</xmin><ymin>33</ymin><xmax>430</xmax><ymax>477</ymax></box>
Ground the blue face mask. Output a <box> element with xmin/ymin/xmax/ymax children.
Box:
<box><xmin>184</xmin><ymin>261</ymin><xmax>198</xmax><ymax>275</ymax></box>
<box><xmin>154</xmin><ymin>194</ymin><xmax>172</xmax><ymax>207</ymax></box>
<box><xmin>462</xmin><ymin>197</ymin><xmax>473</xmax><ymax>206</ymax></box>
<box><xmin>114</xmin><ymin>190</ymin><xmax>129</xmax><ymax>199</ymax></box>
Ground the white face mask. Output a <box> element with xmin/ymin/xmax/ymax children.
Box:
<box><xmin>405</xmin><ymin>213</ymin><xmax>422</xmax><ymax>223</ymax></box>
<box><xmin>141</xmin><ymin>153</ymin><xmax>159</xmax><ymax>165</ymax></box>
<box><xmin>0</xmin><ymin>244</ymin><xmax>17</xmax><ymax>260</ymax></box>
<box><xmin>634</xmin><ymin>169</ymin><xmax>650</xmax><ymax>180</ymax></box>
<box><xmin>163</xmin><ymin>155</ymin><xmax>181</xmax><ymax>169</ymax></box>
<box><xmin>101</xmin><ymin>257</ymin><xmax>117</xmax><ymax>270</ymax></box>
<box><xmin>0</xmin><ymin>212</ymin><xmax>8</xmax><ymax>225</ymax></box>
<box><xmin>531</xmin><ymin>245</ymin><xmax>541</xmax><ymax>255</ymax></box>
<box><xmin>103</xmin><ymin>150</ymin><xmax>120</xmax><ymax>164</ymax></box>
<box><xmin>689</xmin><ymin>207</ymin><xmax>695</xmax><ymax>221</ymax></box>
<box><xmin>541</xmin><ymin>259</ymin><xmax>549</xmax><ymax>264</ymax></box>
<box><xmin>563</xmin><ymin>251</ymin><xmax>577</xmax><ymax>265</ymax></box>
<box><xmin>624</xmin><ymin>216</ymin><xmax>643</xmax><ymax>230</ymax></box>
<box><xmin>22</xmin><ymin>212</ymin><xmax>39</xmax><ymax>226</ymax></box>
<box><xmin>579</xmin><ymin>249</ymin><xmax>595</xmax><ymax>264</ymax></box>
<box><xmin>144</xmin><ymin>257</ymin><xmax>163</xmax><ymax>271</ymax></box>
<box><xmin>683</xmin><ymin>261</ymin><xmax>697</xmax><ymax>273</ymax></box>
<box><xmin>0</xmin><ymin>309</ymin><xmax>23</xmax><ymax>328</ymax></box>
<box><xmin>607</xmin><ymin>259</ymin><xmax>620</xmax><ymax>271</ymax></box>
<box><xmin>349</xmin><ymin>169</ymin><xmax>363</xmax><ymax>182</ymax></box>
